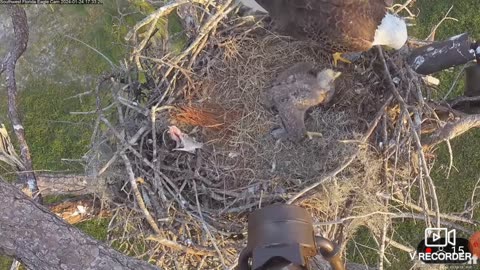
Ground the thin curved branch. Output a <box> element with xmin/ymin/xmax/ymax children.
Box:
<box><xmin>3</xmin><ymin>6</ymin><xmax>41</xmax><ymax>202</ymax></box>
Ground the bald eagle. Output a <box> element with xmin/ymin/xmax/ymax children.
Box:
<box><xmin>239</xmin><ymin>0</ymin><xmax>408</xmax><ymax>65</ymax></box>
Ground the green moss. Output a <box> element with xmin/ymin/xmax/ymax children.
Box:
<box><xmin>42</xmin><ymin>194</ymin><xmax>77</xmax><ymax>205</ymax></box>
<box><xmin>75</xmin><ymin>218</ymin><xmax>110</xmax><ymax>242</ymax></box>
<box><xmin>18</xmin><ymin>79</ymin><xmax>95</xmax><ymax>172</ymax></box>
<box><xmin>0</xmin><ymin>257</ymin><xmax>13</xmax><ymax>270</ymax></box>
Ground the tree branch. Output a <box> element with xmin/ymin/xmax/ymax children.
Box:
<box><xmin>424</xmin><ymin>114</ymin><xmax>480</xmax><ymax>147</ymax></box>
<box><xmin>0</xmin><ymin>179</ymin><xmax>158</xmax><ymax>270</ymax></box>
<box><xmin>3</xmin><ymin>6</ymin><xmax>41</xmax><ymax>202</ymax></box>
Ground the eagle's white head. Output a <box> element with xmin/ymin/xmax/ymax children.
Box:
<box><xmin>316</xmin><ymin>69</ymin><xmax>342</xmax><ymax>89</ymax></box>
<box><xmin>373</xmin><ymin>13</ymin><xmax>408</xmax><ymax>50</ymax></box>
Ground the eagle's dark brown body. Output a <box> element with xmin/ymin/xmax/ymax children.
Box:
<box><xmin>255</xmin><ymin>0</ymin><xmax>392</xmax><ymax>53</ymax></box>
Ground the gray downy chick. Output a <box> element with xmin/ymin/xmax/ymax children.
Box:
<box><xmin>264</xmin><ymin>63</ymin><xmax>341</xmax><ymax>142</ymax></box>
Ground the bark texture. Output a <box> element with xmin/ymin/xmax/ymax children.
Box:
<box><xmin>424</xmin><ymin>114</ymin><xmax>480</xmax><ymax>147</ymax></box>
<box><xmin>36</xmin><ymin>174</ymin><xmax>102</xmax><ymax>196</ymax></box>
<box><xmin>2</xmin><ymin>6</ymin><xmax>41</xmax><ymax>201</ymax></box>
<box><xmin>0</xmin><ymin>180</ymin><xmax>158</xmax><ymax>270</ymax></box>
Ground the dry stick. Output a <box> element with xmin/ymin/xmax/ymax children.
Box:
<box><xmin>150</xmin><ymin>105</ymin><xmax>175</xmax><ymax>202</ymax></box>
<box><xmin>70</xmin><ymin>103</ymin><xmax>116</xmax><ymax>115</ymax></box>
<box><xmin>315</xmin><ymin>212</ymin><xmax>473</xmax><ymax>234</ymax></box>
<box><xmin>192</xmin><ymin>180</ymin><xmax>227</xmax><ymax>266</ymax></box>
<box><xmin>443</xmin><ymin>64</ymin><xmax>467</xmax><ymax>101</ymax></box>
<box><xmin>465</xmin><ymin>177</ymin><xmax>480</xmax><ymax>219</ymax></box>
<box><xmin>378</xmin><ymin>115</ymin><xmax>390</xmax><ymax>270</ymax></box>
<box><xmin>100</xmin><ymin>117</ymin><xmax>194</xmax><ymax>212</ymax></box>
<box><xmin>287</xmin><ymin>95</ymin><xmax>393</xmax><ymax>204</ymax></box>
<box><xmin>376</xmin><ymin>193</ymin><xmax>479</xmax><ymax>225</ymax></box>
<box><xmin>446</xmin><ymin>139</ymin><xmax>454</xmax><ymax>179</ymax></box>
<box><xmin>384</xmin><ymin>237</ymin><xmax>415</xmax><ymax>253</ymax></box>
<box><xmin>64</xmin><ymin>35</ymin><xmax>116</xmax><ymax>69</ymax></box>
<box><xmin>157</xmin><ymin>1</ymin><xmax>237</xmax><ymax>104</ymax></box>
<box><xmin>393</xmin><ymin>0</ymin><xmax>415</xmax><ymax>15</ymax></box>
<box><xmin>121</xmin><ymin>153</ymin><xmax>162</xmax><ymax>234</ymax></box>
<box><xmin>121</xmin><ymin>154</ymin><xmax>214</xmax><ymax>256</ymax></box>
<box><xmin>425</xmin><ymin>114</ymin><xmax>480</xmax><ymax>147</ymax></box>
<box><xmin>125</xmin><ymin>0</ymin><xmax>208</xmax><ymax>41</ymax></box>
<box><xmin>125</xmin><ymin>0</ymin><xmax>206</xmax><ymax>69</ymax></box>
<box><xmin>425</xmin><ymin>5</ymin><xmax>457</xmax><ymax>42</ymax></box>
<box><xmin>377</xmin><ymin>47</ymin><xmax>441</xmax><ymax>228</ymax></box>
<box><xmin>97</xmin><ymin>126</ymin><xmax>149</xmax><ymax>176</ymax></box>
<box><xmin>117</xmin><ymin>96</ymin><xmax>150</xmax><ymax>116</ymax></box>
<box><xmin>146</xmin><ymin>235</ymin><xmax>215</xmax><ymax>257</ymax></box>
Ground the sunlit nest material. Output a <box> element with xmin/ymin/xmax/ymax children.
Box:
<box><xmin>84</xmin><ymin>1</ymin><xmax>480</xmax><ymax>269</ymax></box>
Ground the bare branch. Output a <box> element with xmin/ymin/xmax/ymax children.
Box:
<box><xmin>425</xmin><ymin>114</ymin><xmax>480</xmax><ymax>147</ymax></box>
<box><xmin>3</xmin><ymin>6</ymin><xmax>41</xmax><ymax>202</ymax></box>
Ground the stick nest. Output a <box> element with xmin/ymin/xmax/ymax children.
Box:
<box><xmin>83</xmin><ymin>1</ymin><xmax>480</xmax><ymax>269</ymax></box>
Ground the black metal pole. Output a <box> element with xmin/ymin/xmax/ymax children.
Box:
<box><xmin>408</xmin><ymin>33</ymin><xmax>477</xmax><ymax>75</ymax></box>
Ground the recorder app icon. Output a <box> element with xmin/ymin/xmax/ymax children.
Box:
<box><xmin>425</xmin><ymin>228</ymin><xmax>456</xmax><ymax>247</ymax></box>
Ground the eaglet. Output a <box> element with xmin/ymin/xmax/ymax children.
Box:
<box><xmin>264</xmin><ymin>63</ymin><xmax>341</xmax><ymax>142</ymax></box>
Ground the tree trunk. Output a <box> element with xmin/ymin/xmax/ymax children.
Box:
<box><xmin>0</xmin><ymin>179</ymin><xmax>158</xmax><ymax>270</ymax></box>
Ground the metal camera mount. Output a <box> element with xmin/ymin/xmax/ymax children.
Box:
<box><xmin>237</xmin><ymin>204</ymin><xmax>344</xmax><ymax>270</ymax></box>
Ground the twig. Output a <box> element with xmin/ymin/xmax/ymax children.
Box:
<box><xmin>425</xmin><ymin>5</ymin><xmax>457</xmax><ymax>41</ymax></box>
<box><xmin>384</xmin><ymin>237</ymin><xmax>415</xmax><ymax>253</ymax></box>
<box><xmin>157</xmin><ymin>0</ymin><xmax>236</xmax><ymax>103</ymax></box>
<box><xmin>69</xmin><ymin>103</ymin><xmax>116</xmax><ymax>115</ymax></box>
<box><xmin>377</xmin><ymin>46</ymin><xmax>441</xmax><ymax>228</ymax></box>
<box><xmin>0</xmin><ymin>56</ymin><xmax>7</xmax><ymax>76</ymax></box>
<box><xmin>393</xmin><ymin>0</ymin><xmax>415</xmax><ymax>15</ymax></box>
<box><xmin>64</xmin><ymin>35</ymin><xmax>117</xmax><ymax>69</ymax></box>
<box><xmin>443</xmin><ymin>64</ymin><xmax>467</xmax><ymax>101</ymax></box>
<box><xmin>121</xmin><ymin>153</ymin><xmax>161</xmax><ymax>234</ymax></box>
<box><xmin>468</xmin><ymin>177</ymin><xmax>480</xmax><ymax>219</ymax></box>
<box><xmin>287</xmin><ymin>95</ymin><xmax>393</xmax><ymax>204</ymax></box>
<box><xmin>192</xmin><ymin>180</ymin><xmax>226</xmax><ymax>266</ymax></box>
<box><xmin>125</xmin><ymin>0</ymin><xmax>207</xmax><ymax>41</ymax></box>
<box><xmin>376</xmin><ymin>193</ymin><xmax>479</xmax><ymax>225</ymax></box>
<box><xmin>424</xmin><ymin>114</ymin><xmax>480</xmax><ymax>147</ymax></box>
<box><xmin>287</xmin><ymin>153</ymin><xmax>357</xmax><ymax>204</ymax></box>
<box><xmin>146</xmin><ymin>235</ymin><xmax>216</xmax><ymax>256</ymax></box>
<box><xmin>446</xmin><ymin>139</ymin><xmax>453</xmax><ymax>179</ymax></box>
<box><xmin>315</xmin><ymin>212</ymin><xmax>473</xmax><ymax>234</ymax></box>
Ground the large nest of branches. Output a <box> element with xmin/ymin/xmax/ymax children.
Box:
<box><xmin>83</xmin><ymin>1</ymin><xmax>479</xmax><ymax>269</ymax></box>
